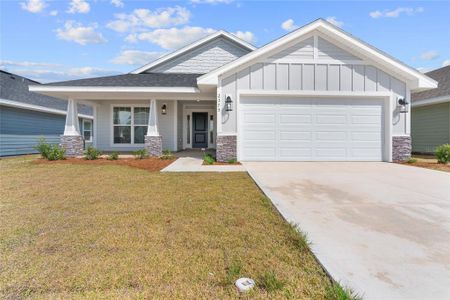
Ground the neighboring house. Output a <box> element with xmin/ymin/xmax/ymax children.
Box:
<box><xmin>0</xmin><ymin>70</ymin><xmax>93</xmax><ymax>156</ymax></box>
<box><xmin>411</xmin><ymin>65</ymin><xmax>450</xmax><ymax>154</ymax></box>
<box><xmin>30</xmin><ymin>19</ymin><xmax>437</xmax><ymax>162</ymax></box>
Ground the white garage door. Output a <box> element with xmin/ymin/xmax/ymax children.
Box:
<box><xmin>240</xmin><ymin>97</ymin><xmax>384</xmax><ymax>161</ymax></box>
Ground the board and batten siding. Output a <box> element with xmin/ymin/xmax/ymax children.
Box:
<box><xmin>411</xmin><ymin>102</ymin><xmax>450</xmax><ymax>153</ymax></box>
<box><xmin>148</xmin><ymin>37</ymin><xmax>251</xmax><ymax>74</ymax></box>
<box><xmin>220</xmin><ymin>63</ymin><xmax>407</xmax><ymax>134</ymax></box>
<box><xmin>95</xmin><ymin>100</ymin><xmax>176</xmax><ymax>152</ymax></box>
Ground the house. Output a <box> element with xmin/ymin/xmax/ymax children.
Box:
<box><xmin>411</xmin><ymin>65</ymin><xmax>450</xmax><ymax>154</ymax></box>
<box><xmin>29</xmin><ymin>19</ymin><xmax>437</xmax><ymax>162</ymax></box>
<box><xmin>0</xmin><ymin>70</ymin><xmax>93</xmax><ymax>156</ymax></box>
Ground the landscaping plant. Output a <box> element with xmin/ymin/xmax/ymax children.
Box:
<box><xmin>203</xmin><ymin>153</ymin><xmax>215</xmax><ymax>165</ymax></box>
<box><xmin>84</xmin><ymin>146</ymin><xmax>102</xmax><ymax>160</ymax></box>
<box><xmin>46</xmin><ymin>145</ymin><xmax>66</xmax><ymax>161</ymax></box>
<box><xmin>107</xmin><ymin>151</ymin><xmax>119</xmax><ymax>160</ymax></box>
<box><xmin>133</xmin><ymin>149</ymin><xmax>149</xmax><ymax>159</ymax></box>
<box><xmin>435</xmin><ymin>144</ymin><xmax>450</xmax><ymax>164</ymax></box>
<box><xmin>34</xmin><ymin>137</ymin><xmax>51</xmax><ymax>159</ymax></box>
<box><xmin>160</xmin><ymin>150</ymin><xmax>174</xmax><ymax>160</ymax></box>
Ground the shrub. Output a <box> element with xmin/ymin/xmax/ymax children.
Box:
<box><xmin>35</xmin><ymin>137</ymin><xmax>51</xmax><ymax>159</ymax></box>
<box><xmin>227</xmin><ymin>158</ymin><xmax>237</xmax><ymax>164</ymax></box>
<box><xmin>435</xmin><ymin>144</ymin><xmax>450</xmax><ymax>164</ymax></box>
<box><xmin>46</xmin><ymin>145</ymin><xmax>66</xmax><ymax>161</ymax></box>
<box><xmin>258</xmin><ymin>270</ymin><xmax>284</xmax><ymax>292</ymax></box>
<box><xmin>406</xmin><ymin>157</ymin><xmax>417</xmax><ymax>164</ymax></box>
<box><xmin>133</xmin><ymin>149</ymin><xmax>148</xmax><ymax>160</ymax></box>
<box><xmin>160</xmin><ymin>150</ymin><xmax>174</xmax><ymax>160</ymax></box>
<box><xmin>107</xmin><ymin>152</ymin><xmax>119</xmax><ymax>160</ymax></box>
<box><xmin>84</xmin><ymin>146</ymin><xmax>102</xmax><ymax>160</ymax></box>
<box><xmin>203</xmin><ymin>153</ymin><xmax>215</xmax><ymax>165</ymax></box>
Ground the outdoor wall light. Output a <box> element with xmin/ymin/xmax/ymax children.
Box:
<box><xmin>225</xmin><ymin>95</ymin><xmax>233</xmax><ymax>112</ymax></box>
<box><xmin>397</xmin><ymin>97</ymin><xmax>409</xmax><ymax>113</ymax></box>
<box><xmin>161</xmin><ymin>104</ymin><xmax>167</xmax><ymax>115</ymax></box>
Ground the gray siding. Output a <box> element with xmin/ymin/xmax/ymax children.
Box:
<box><xmin>269</xmin><ymin>37</ymin><xmax>314</xmax><ymax>60</ymax></box>
<box><xmin>317</xmin><ymin>37</ymin><xmax>360</xmax><ymax>61</ymax></box>
<box><xmin>411</xmin><ymin>102</ymin><xmax>450</xmax><ymax>153</ymax></box>
<box><xmin>149</xmin><ymin>37</ymin><xmax>250</xmax><ymax>74</ymax></box>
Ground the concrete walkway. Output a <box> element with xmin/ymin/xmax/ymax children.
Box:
<box><xmin>161</xmin><ymin>150</ymin><xmax>245</xmax><ymax>172</ymax></box>
<box><xmin>244</xmin><ymin>162</ymin><xmax>450</xmax><ymax>300</ymax></box>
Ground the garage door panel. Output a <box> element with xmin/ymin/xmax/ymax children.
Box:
<box><xmin>279</xmin><ymin>114</ymin><xmax>312</xmax><ymax>124</ymax></box>
<box><xmin>280</xmin><ymin>131</ymin><xmax>312</xmax><ymax>140</ymax></box>
<box><xmin>244</xmin><ymin>131</ymin><xmax>275</xmax><ymax>140</ymax></box>
<box><xmin>315</xmin><ymin>148</ymin><xmax>347</xmax><ymax>158</ymax></box>
<box><xmin>279</xmin><ymin>148</ymin><xmax>313</xmax><ymax>158</ymax></box>
<box><xmin>351</xmin><ymin>132</ymin><xmax>382</xmax><ymax>141</ymax></box>
<box><xmin>351</xmin><ymin>115</ymin><xmax>381</xmax><ymax>125</ymax></box>
<box><xmin>243</xmin><ymin>147</ymin><xmax>275</xmax><ymax>160</ymax></box>
<box><xmin>316</xmin><ymin>114</ymin><xmax>347</xmax><ymax>124</ymax></box>
<box><xmin>316</xmin><ymin>131</ymin><xmax>347</xmax><ymax>140</ymax></box>
<box><xmin>243</xmin><ymin>113</ymin><xmax>275</xmax><ymax>123</ymax></box>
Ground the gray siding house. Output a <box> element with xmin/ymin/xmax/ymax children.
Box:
<box><xmin>411</xmin><ymin>66</ymin><xmax>450</xmax><ymax>153</ymax></box>
<box><xmin>0</xmin><ymin>70</ymin><xmax>93</xmax><ymax>156</ymax></box>
<box><xmin>30</xmin><ymin>19</ymin><xmax>437</xmax><ymax>162</ymax></box>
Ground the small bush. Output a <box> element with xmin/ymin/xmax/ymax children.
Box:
<box><xmin>46</xmin><ymin>145</ymin><xmax>66</xmax><ymax>161</ymax></box>
<box><xmin>133</xmin><ymin>149</ymin><xmax>148</xmax><ymax>160</ymax></box>
<box><xmin>35</xmin><ymin>137</ymin><xmax>51</xmax><ymax>159</ymax></box>
<box><xmin>107</xmin><ymin>152</ymin><xmax>119</xmax><ymax>160</ymax></box>
<box><xmin>407</xmin><ymin>157</ymin><xmax>417</xmax><ymax>164</ymax></box>
<box><xmin>160</xmin><ymin>150</ymin><xmax>174</xmax><ymax>160</ymax></box>
<box><xmin>435</xmin><ymin>144</ymin><xmax>450</xmax><ymax>164</ymax></box>
<box><xmin>258</xmin><ymin>270</ymin><xmax>284</xmax><ymax>292</ymax></box>
<box><xmin>84</xmin><ymin>146</ymin><xmax>102</xmax><ymax>160</ymax></box>
<box><xmin>203</xmin><ymin>153</ymin><xmax>215</xmax><ymax>165</ymax></box>
<box><xmin>227</xmin><ymin>158</ymin><xmax>237</xmax><ymax>164</ymax></box>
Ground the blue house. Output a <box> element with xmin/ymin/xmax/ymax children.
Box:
<box><xmin>0</xmin><ymin>70</ymin><xmax>93</xmax><ymax>156</ymax></box>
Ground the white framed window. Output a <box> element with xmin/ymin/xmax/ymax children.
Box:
<box><xmin>82</xmin><ymin>119</ymin><xmax>93</xmax><ymax>142</ymax></box>
<box><xmin>112</xmin><ymin>105</ymin><xmax>149</xmax><ymax>145</ymax></box>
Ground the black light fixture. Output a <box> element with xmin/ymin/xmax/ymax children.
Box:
<box><xmin>161</xmin><ymin>104</ymin><xmax>167</xmax><ymax>115</ymax></box>
<box><xmin>225</xmin><ymin>95</ymin><xmax>233</xmax><ymax>112</ymax></box>
<box><xmin>397</xmin><ymin>97</ymin><xmax>409</xmax><ymax>113</ymax></box>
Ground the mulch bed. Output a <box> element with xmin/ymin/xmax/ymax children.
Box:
<box><xmin>33</xmin><ymin>157</ymin><xmax>177</xmax><ymax>172</ymax></box>
<box><xmin>400</xmin><ymin>161</ymin><xmax>450</xmax><ymax>172</ymax></box>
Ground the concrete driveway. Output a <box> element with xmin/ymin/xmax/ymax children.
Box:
<box><xmin>244</xmin><ymin>162</ymin><xmax>450</xmax><ymax>300</ymax></box>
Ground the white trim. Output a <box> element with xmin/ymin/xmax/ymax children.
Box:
<box><xmin>93</xmin><ymin>106</ymin><xmax>98</xmax><ymax>147</ymax></box>
<box><xmin>235</xmin><ymin>90</ymin><xmax>393</xmax><ymax>162</ymax></box>
<box><xmin>130</xmin><ymin>30</ymin><xmax>256</xmax><ymax>74</ymax></box>
<box><xmin>198</xmin><ymin>19</ymin><xmax>437</xmax><ymax>90</ymax></box>
<box><xmin>173</xmin><ymin>100</ymin><xmax>178</xmax><ymax>151</ymax></box>
<box><xmin>0</xmin><ymin>98</ymin><xmax>93</xmax><ymax>119</ymax></box>
<box><xmin>110</xmin><ymin>104</ymin><xmax>150</xmax><ymax>147</ymax></box>
<box><xmin>81</xmin><ymin>119</ymin><xmax>93</xmax><ymax>142</ymax></box>
<box><xmin>182</xmin><ymin>104</ymin><xmax>216</xmax><ymax>149</ymax></box>
<box><xmin>29</xmin><ymin>85</ymin><xmax>200</xmax><ymax>94</ymax></box>
<box><xmin>411</xmin><ymin>95</ymin><xmax>450</xmax><ymax>107</ymax></box>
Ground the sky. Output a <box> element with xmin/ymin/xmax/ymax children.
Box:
<box><xmin>1</xmin><ymin>0</ymin><xmax>449</xmax><ymax>83</ymax></box>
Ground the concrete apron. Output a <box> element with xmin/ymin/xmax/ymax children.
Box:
<box><xmin>243</xmin><ymin>162</ymin><xmax>450</xmax><ymax>300</ymax></box>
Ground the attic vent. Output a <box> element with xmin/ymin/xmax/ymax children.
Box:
<box><xmin>10</xmin><ymin>75</ymin><xmax>15</xmax><ymax>80</ymax></box>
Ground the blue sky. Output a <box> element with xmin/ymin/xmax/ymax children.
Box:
<box><xmin>1</xmin><ymin>0</ymin><xmax>449</xmax><ymax>82</ymax></box>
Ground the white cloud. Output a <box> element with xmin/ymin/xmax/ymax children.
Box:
<box><xmin>56</xmin><ymin>21</ymin><xmax>107</xmax><ymax>45</ymax></box>
<box><xmin>107</xmin><ymin>6</ymin><xmax>190</xmax><ymax>33</ymax></box>
<box><xmin>0</xmin><ymin>60</ymin><xmax>61</xmax><ymax>67</ymax></box>
<box><xmin>126</xmin><ymin>26</ymin><xmax>216</xmax><ymax>49</ymax></box>
<box><xmin>369</xmin><ymin>7</ymin><xmax>424</xmax><ymax>19</ymax></box>
<box><xmin>111</xmin><ymin>50</ymin><xmax>165</xmax><ymax>65</ymax></box>
<box><xmin>281</xmin><ymin>19</ymin><xmax>298</xmax><ymax>31</ymax></box>
<box><xmin>20</xmin><ymin>0</ymin><xmax>46</xmax><ymax>13</ymax></box>
<box><xmin>420</xmin><ymin>50</ymin><xmax>439</xmax><ymax>61</ymax></box>
<box><xmin>443</xmin><ymin>60</ymin><xmax>450</xmax><ymax>67</ymax></box>
<box><xmin>49</xmin><ymin>10</ymin><xmax>58</xmax><ymax>16</ymax></box>
<box><xmin>111</xmin><ymin>0</ymin><xmax>124</xmax><ymax>8</ymax></box>
<box><xmin>67</xmin><ymin>0</ymin><xmax>90</xmax><ymax>14</ymax></box>
<box><xmin>326</xmin><ymin>16</ymin><xmax>344</xmax><ymax>28</ymax></box>
<box><xmin>233</xmin><ymin>31</ymin><xmax>256</xmax><ymax>44</ymax></box>
<box><xmin>191</xmin><ymin>0</ymin><xmax>234</xmax><ymax>4</ymax></box>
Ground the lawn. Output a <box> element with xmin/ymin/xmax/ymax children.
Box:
<box><xmin>0</xmin><ymin>156</ymin><xmax>348</xmax><ymax>299</ymax></box>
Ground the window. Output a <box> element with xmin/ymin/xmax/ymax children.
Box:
<box><xmin>83</xmin><ymin>119</ymin><xmax>93</xmax><ymax>142</ymax></box>
<box><xmin>113</xmin><ymin>106</ymin><xmax>149</xmax><ymax>144</ymax></box>
<box><xmin>209</xmin><ymin>115</ymin><xmax>214</xmax><ymax>144</ymax></box>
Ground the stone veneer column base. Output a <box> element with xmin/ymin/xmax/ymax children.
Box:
<box><xmin>216</xmin><ymin>135</ymin><xmax>237</xmax><ymax>162</ymax></box>
<box><xmin>145</xmin><ymin>135</ymin><xmax>162</xmax><ymax>157</ymax></box>
<box><xmin>392</xmin><ymin>136</ymin><xmax>411</xmax><ymax>162</ymax></box>
<box><xmin>60</xmin><ymin>135</ymin><xmax>84</xmax><ymax>157</ymax></box>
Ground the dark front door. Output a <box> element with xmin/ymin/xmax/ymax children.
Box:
<box><xmin>192</xmin><ymin>112</ymin><xmax>208</xmax><ymax>148</ymax></box>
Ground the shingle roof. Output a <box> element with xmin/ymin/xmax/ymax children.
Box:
<box><xmin>412</xmin><ymin>65</ymin><xmax>450</xmax><ymax>101</ymax></box>
<box><xmin>0</xmin><ymin>70</ymin><xmax>92</xmax><ymax>115</ymax></box>
<box><xmin>40</xmin><ymin>73</ymin><xmax>202</xmax><ymax>87</ymax></box>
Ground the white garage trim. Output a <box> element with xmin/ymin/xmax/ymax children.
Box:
<box><xmin>237</xmin><ymin>90</ymin><xmax>393</xmax><ymax>162</ymax></box>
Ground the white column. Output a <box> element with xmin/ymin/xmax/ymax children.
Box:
<box><xmin>64</xmin><ymin>98</ymin><xmax>81</xmax><ymax>136</ymax></box>
<box><xmin>146</xmin><ymin>99</ymin><xmax>159</xmax><ymax>136</ymax></box>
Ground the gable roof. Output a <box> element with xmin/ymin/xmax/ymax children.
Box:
<box><xmin>0</xmin><ymin>70</ymin><xmax>92</xmax><ymax>115</ymax></box>
<box><xmin>197</xmin><ymin>19</ymin><xmax>437</xmax><ymax>91</ymax></box>
<box><xmin>130</xmin><ymin>30</ymin><xmax>256</xmax><ymax>74</ymax></box>
<box><xmin>412</xmin><ymin>65</ymin><xmax>450</xmax><ymax>102</ymax></box>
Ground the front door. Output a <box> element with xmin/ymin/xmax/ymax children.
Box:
<box><xmin>192</xmin><ymin>112</ymin><xmax>208</xmax><ymax>148</ymax></box>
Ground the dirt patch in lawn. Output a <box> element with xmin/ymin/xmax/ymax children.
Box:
<box><xmin>400</xmin><ymin>155</ymin><xmax>450</xmax><ymax>172</ymax></box>
<box><xmin>33</xmin><ymin>157</ymin><xmax>176</xmax><ymax>172</ymax></box>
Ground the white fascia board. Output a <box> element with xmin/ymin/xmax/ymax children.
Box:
<box><xmin>130</xmin><ymin>30</ymin><xmax>256</xmax><ymax>74</ymax></box>
<box><xmin>198</xmin><ymin>19</ymin><xmax>438</xmax><ymax>90</ymax></box>
<box><xmin>29</xmin><ymin>85</ymin><xmax>200</xmax><ymax>94</ymax></box>
<box><xmin>412</xmin><ymin>95</ymin><xmax>450</xmax><ymax>107</ymax></box>
<box><xmin>0</xmin><ymin>98</ymin><xmax>93</xmax><ymax>119</ymax></box>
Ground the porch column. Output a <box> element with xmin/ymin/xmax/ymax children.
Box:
<box><xmin>60</xmin><ymin>98</ymin><xmax>84</xmax><ymax>157</ymax></box>
<box><xmin>144</xmin><ymin>99</ymin><xmax>162</xmax><ymax>156</ymax></box>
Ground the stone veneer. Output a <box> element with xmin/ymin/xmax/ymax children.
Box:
<box><xmin>60</xmin><ymin>135</ymin><xmax>84</xmax><ymax>157</ymax></box>
<box><xmin>216</xmin><ymin>135</ymin><xmax>237</xmax><ymax>162</ymax></box>
<box><xmin>144</xmin><ymin>135</ymin><xmax>162</xmax><ymax>157</ymax></box>
<box><xmin>392</xmin><ymin>136</ymin><xmax>411</xmax><ymax>162</ymax></box>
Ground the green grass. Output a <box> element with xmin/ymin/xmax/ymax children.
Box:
<box><xmin>0</xmin><ymin>155</ymin><xmax>352</xmax><ymax>299</ymax></box>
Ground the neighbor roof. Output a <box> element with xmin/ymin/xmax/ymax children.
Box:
<box><xmin>39</xmin><ymin>73</ymin><xmax>202</xmax><ymax>88</ymax></box>
<box><xmin>0</xmin><ymin>70</ymin><xmax>92</xmax><ymax>115</ymax></box>
<box><xmin>412</xmin><ymin>65</ymin><xmax>450</xmax><ymax>102</ymax></box>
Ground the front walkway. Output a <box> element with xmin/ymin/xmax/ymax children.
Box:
<box><xmin>244</xmin><ymin>162</ymin><xmax>450</xmax><ymax>300</ymax></box>
<box><xmin>161</xmin><ymin>149</ymin><xmax>245</xmax><ymax>172</ymax></box>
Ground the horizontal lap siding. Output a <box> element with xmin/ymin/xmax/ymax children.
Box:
<box><xmin>0</xmin><ymin>134</ymin><xmax>60</xmax><ymax>156</ymax></box>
